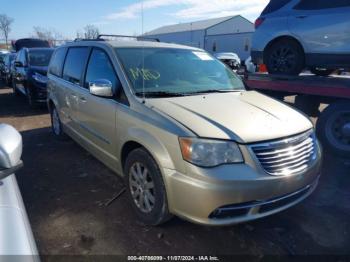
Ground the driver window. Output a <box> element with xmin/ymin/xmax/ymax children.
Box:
<box><xmin>85</xmin><ymin>49</ymin><xmax>120</xmax><ymax>92</ymax></box>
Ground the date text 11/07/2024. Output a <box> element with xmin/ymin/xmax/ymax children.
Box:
<box><xmin>127</xmin><ymin>256</ymin><xmax>220</xmax><ymax>261</ymax></box>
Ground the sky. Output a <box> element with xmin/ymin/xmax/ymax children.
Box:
<box><xmin>0</xmin><ymin>0</ymin><xmax>269</xmax><ymax>40</ymax></box>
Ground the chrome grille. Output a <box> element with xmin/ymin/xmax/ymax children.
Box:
<box><xmin>251</xmin><ymin>131</ymin><xmax>317</xmax><ymax>176</ymax></box>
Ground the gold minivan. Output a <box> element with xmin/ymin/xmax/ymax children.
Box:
<box><xmin>47</xmin><ymin>37</ymin><xmax>322</xmax><ymax>226</ymax></box>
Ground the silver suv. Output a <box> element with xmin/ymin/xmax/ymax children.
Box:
<box><xmin>47</xmin><ymin>37</ymin><xmax>322</xmax><ymax>226</ymax></box>
<box><xmin>252</xmin><ymin>0</ymin><xmax>350</xmax><ymax>76</ymax></box>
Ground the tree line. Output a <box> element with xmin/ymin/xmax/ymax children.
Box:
<box><xmin>0</xmin><ymin>13</ymin><xmax>100</xmax><ymax>49</ymax></box>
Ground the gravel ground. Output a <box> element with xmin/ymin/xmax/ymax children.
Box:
<box><xmin>0</xmin><ymin>82</ymin><xmax>349</xmax><ymax>258</ymax></box>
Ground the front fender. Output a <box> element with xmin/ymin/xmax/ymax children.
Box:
<box><xmin>123</xmin><ymin>127</ymin><xmax>176</xmax><ymax>170</ymax></box>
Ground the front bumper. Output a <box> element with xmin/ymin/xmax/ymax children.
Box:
<box><xmin>163</xmin><ymin>145</ymin><xmax>322</xmax><ymax>226</ymax></box>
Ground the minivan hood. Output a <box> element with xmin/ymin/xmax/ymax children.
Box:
<box><xmin>147</xmin><ymin>91</ymin><xmax>312</xmax><ymax>143</ymax></box>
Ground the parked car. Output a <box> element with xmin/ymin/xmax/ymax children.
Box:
<box><xmin>12</xmin><ymin>47</ymin><xmax>54</xmax><ymax>106</ymax></box>
<box><xmin>13</xmin><ymin>38</ymin><xmax>50</xmax><ymax>52</ymax></box>
<box><xmin>47</xmin><ymin>39</ymin><xmax>322</xmax><ymax>226</ymax></box>
<box><xmin>0</xmin><ymin>52</ymin><xmax>9</xmax><ymax>80</ymax></box>
<box><xmin>2</xmin><ymin>53</ymin><xmax>17</xmax><ymax>85</ymax></box>
<box><xmin>0</xmin><ymin>124</ymin><xmax>39</xmax><ymax>258</ymax></box>
<box><xmin>214</xmin><ymin>52</ymin><xmax>241</xmax><ymax>70</ymax></box>
<box><xmin>251</xmin><ymin>0</ymin><xmax>350</xmax><ymax>76</ymax></box>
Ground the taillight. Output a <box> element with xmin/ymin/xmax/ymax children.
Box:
<box><xmin>255</xmin><ymin>17</ymin><xmax>265</xmax><ymax>29</ymax></box>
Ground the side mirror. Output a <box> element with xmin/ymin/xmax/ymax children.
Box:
<box><xmin>89</xmin><ymin>79</ymin><xmax>114</xmax><ymax>98</ymax></box>
<box><xmin>14</xmin><ymin>61</ymin><xmax>24</xmax><ymax>68</ymax></box>
<box><xmin>0</xmin><ymin>124</ymin><xmax>23</xmax><ymax>180</ymax></box>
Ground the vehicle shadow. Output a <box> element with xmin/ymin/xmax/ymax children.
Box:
<box><xmin>0</xmin><ymin>83</ymin><xmax>48</xmax><ymax>118</ymax></box>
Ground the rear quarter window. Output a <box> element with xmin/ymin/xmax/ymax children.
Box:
<box><xmin>49</xmin><ymin>48</ymin><xmax>67</xmax><ymax>77</ymax></box>
<box><xmin>262</xmin><ymin>0</ymin><xmax>293</xmax><ymax>15</ymax></box>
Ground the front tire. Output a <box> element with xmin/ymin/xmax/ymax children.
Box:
<box><xmin>265</xmin><ymin>39</ymin><xmax>305</xmax><ymax>76</ymax></box>
<box><xmin>124</xmin><ymin>148</ymin><xmax>172</xmax><ymax>226</ymax></box>
<box><xmin>316</xmin><ymin>101</ymin><xmax>350</xmax><ymax>157</ymax></box>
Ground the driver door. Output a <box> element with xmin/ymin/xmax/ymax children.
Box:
<box><xmin>75</xmin><ymin>48</ymin><xmax>121</xmax><ymax>168</ymax></box>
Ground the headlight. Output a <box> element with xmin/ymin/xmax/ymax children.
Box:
<box><xmin>32</xmin><ymin>72</ymin><xmax>48</xmax><ymax>84</ymax></box>
<box><xmin>179</xmin><ymin>137</ymin><xmax>244</xmax><ymax>167</ymax></box>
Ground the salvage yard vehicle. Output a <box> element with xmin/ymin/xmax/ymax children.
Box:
<box><xmin>12</xmin><ymin>38</ymin><xmax>51</xmax><ymax>52</ymax></box>
<box><xmin>0</xmin><ymin>124</ymin><xmax>39</xmax><ymax>258</ymax></box>
<box><xmin>47</xmin><ymin>35</ymin><xmax>322</xmax><ymax>226</ymax></box>
<box><xmin>251</xmin><ymin>0</ymin><xmax>350</xmax><ymax>76</ymax></box>
<box><xmin>0</xmin><ymin>52</ymin><xmax>8</xmax><ymax>80</ymax></box>
<box><xmin>12</xmin><ymin>47</ymin><xmax>54</xmax><ymax>106</ymax></box>
<box><xmin>214</xmin><ymin>52</ymin><xmax>241</xmax><ymax>71</ymax></box>
<box><xmin>2</xmin><ymin>53</ymin><xmax>17</xmax><ymax>85</ymax></box>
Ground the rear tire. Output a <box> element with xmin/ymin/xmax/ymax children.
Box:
<box><xmin>265</xmin><ymin>39</ymin><xmax>305</xmax><ymax>76</ymax></box>
<box><xmin>316</xmin><ymin>101</ymin><xmax>350</xmax><ymax>157</ymax></box>
<box><xmin>310</xmin><ymin>68</ymin><xmax>334</xmax><ymax>77</ymax></box>
<box><xmin>124</xmin><ymin>148</ymin><xmax>172</xmax><ymax>226</ymax></box>
<box><xmin>50</xmin><ymin>106</ymin><xmax>68</xmax><ymax>140</ymax></box>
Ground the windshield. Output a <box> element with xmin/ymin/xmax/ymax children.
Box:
<box><xmin>115</xmin><ymin>48</ymin><xmax>245</xmax><ymax>97</ymax></box>
<box><xmin>28</xmin><ymin>49</ymin><xmax>54</xmax><ymax>67</ymax></box>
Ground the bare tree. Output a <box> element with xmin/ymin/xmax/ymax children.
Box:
<box><xmin>83</xmin><ymin>25</ymin><xmax>100</xmax><ymax>39</ymax></box>
<box><xmin>33</xmin><ymin>27</ymin><xmax>63</xmax><ymax>46</ymax></box>
<box><xmin>76</xmin><ymin>30</ymin><xmax>84</xmax><ymax>39</ymax></box>
<box><xmin>0</xmin><ymin>14</ymin><xmax>14</xmax><ymax>49</ymax></box>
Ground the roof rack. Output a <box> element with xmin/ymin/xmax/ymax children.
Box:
<box><xmin>73</xmin><ymin>38</ymin><xmax>105</xmax><ymax>42</ymax></box>
<box><xmin>97</xmin><ymin>34</ymin><xmax>160</xmax><ymax>42</ymax></box>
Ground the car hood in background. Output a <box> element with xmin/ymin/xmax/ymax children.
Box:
<box><xmin>147</xmin><ymin>91</ymin><xmax>313</xmax><ymax>143</ymax></box>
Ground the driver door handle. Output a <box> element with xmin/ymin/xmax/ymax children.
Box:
<box><xmin>296</xmin><ymin>15</ymin><xmax>307</xmax><ymax>19</ymax></box>
<box><xmin>80</xmin><ymin>97</ymin><xmax>87</xmax><ymax>103</ymax></box>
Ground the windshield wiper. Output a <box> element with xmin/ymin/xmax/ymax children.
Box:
<box><xmin>135</xmin><ymin>91</ymin><xmax>187</xmax><ymax>98</ymax></box>
<box><xmin>187</xmin><ymin>89</ymin><xmax>242</xmax><ymax>95</ymax></box>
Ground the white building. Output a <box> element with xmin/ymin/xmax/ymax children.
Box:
<box><xmin>145</xmin><ymin>15</ymin><xmax>255</xmax><ymax>60</ymax></box>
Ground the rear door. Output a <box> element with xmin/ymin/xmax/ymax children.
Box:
<box><xmin>61</xmin><ymin>47</ymin><xmax>90</xmax><ymax>133</ymax></box>
<box><xmin>289</xmin><ymin>0</ymin><xmax>350</xmax><ymax>54</ymax></box>
<box><xmin>48</xmin><ymin>47</ymin><xmax>68</xmax><ymax>124</ymax></box>
<box><xmin>75</xmin><ymin>48</ymin><xmax>121</xmax><ymax>166</ymax></box>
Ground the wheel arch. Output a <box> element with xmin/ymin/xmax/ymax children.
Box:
<box><xmin>120</xmin><ymin>128</ymin><xmax>176</xmax><ymax>173</ymax></box>
<box><xmin>264</xmin><ymin>35</ymin><xmax>305</xmax><ymax>60</ymax></box>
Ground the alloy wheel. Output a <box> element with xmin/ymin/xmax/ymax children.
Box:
<box><xmin>269</xmin><ymin>45</ymin><xmax>296</xmax><ymax>74</ymax></box>
<box><xmin>129</xmin><ymin>162</ymin><xmax>156</xmax><ymax>213</ymax></box>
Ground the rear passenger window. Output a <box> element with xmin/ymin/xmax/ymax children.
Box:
<box><xmin>261</xmin><ymin>0</ymin><xmax>293</xmax><ymax>15</ymax></box>
<box><xmin>85</xmin><ymin>49</ymin><xmax>120</xmax><ymax>91</ymax></box>
<box><xmin>49</xmin><ymin>48</ymin><xmax>67</xmax><ymax>77</ymax></box>
<box><xmin>294</xmin><ymin>0</ymin><xmax>350</xmax><ymax>10</ymax></box>
<box><xmin>63</xmin><ymin>47</ymin><xmax>89</xmax><ymax>85</ymax></box>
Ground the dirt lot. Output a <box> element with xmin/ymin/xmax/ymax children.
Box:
<box><xmin>0</xmin><ymin>81</ymin><xmax>349</xmax><ymax>258</ymax></box>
